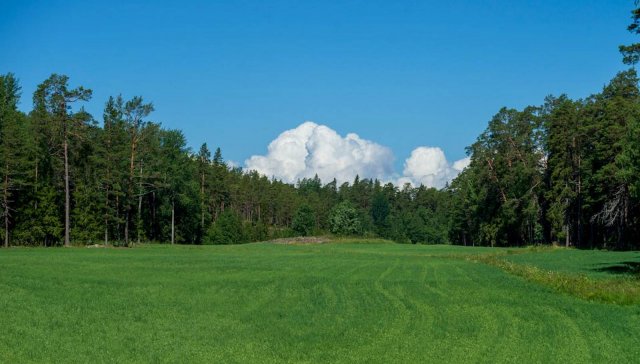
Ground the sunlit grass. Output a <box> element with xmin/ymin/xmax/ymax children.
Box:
<box><xmin>1</xmin><ymin>243</ymin><xmax>639</xmax><ymax>362</ymax></box>
<box><xmin>471</xmin><ymin>251</ymin><xmax>640</xmax><ymax>305</ymax></box>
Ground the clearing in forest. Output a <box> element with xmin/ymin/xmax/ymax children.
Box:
<box><xmin>0</xmin><ymin>243</ymin><xmax>639</xmax><ymax>363</ymax></box>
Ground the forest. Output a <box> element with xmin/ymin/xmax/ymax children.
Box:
<box><xmin>2</xmin><ymin>6</ymin><xmax>640</xmax><ymax>250</ymax></box>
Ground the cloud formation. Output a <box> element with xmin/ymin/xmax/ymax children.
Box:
<box><xmin>397</xmin><ymin>147</ymin><xmax>470</xmax><ymax>188</ymax></box>
<box><xmin>245</xmin><ymin>122</ymin><xmax>394</xmax><ymax>184</ymax></box>
<box><xmin>244</xmin><ymin>121</ymin><xmax>469</xmax><ymax>188</ymax></box>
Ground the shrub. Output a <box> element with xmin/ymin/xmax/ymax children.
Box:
<box><xmin>205</xmin><ymin>210</ymin><xmax>245</xmax><ymax>244</ymax></box>
<box><xmin>292</xmin><ymin>205</ymin><xmax>316</xmax><ymax>236</ymax></box>
<box><xmin>329</xmin><ymin>201</ymin><xmax>362</xmax><ymax>236</ymax></box>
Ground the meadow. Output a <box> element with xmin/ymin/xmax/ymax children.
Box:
<box><xmin>1</xmin><ymin>243</ymin><xmax>639</xmax><ymax>363</ymax></box>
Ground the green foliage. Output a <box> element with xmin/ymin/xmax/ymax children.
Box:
<box><xmin>205</xmin><ymin>210</ymin><xmax>245</xmax><ymax>244</ymax></box>
<box><xmin>13</xmin><ymin>185</ymin><xmax>63</xmax><ymax>246</ymax></box>
<box><xmin>71</xmin><ymin>181</ymin><xmax>104</xmax><ymax>244</ymax></box>
<box><xmin>291</xmin><ymin>204</ymin><xmax>315</xmax><ymax>236</ymax></box>
<box><xmin>5</xmin><ymin>7</ymin><xmax>640</xmax><ymax>249</ymax></box>
<box><xmin>448</xmin><ymin>68</ymin><xmax>640</xmax><ymax>249</ymax></box>
<box><xmin>0</xmin><ymin>73</ymin><xmax>27</xmax><ymax>247</ymax></box>
<box><xmin>449</xmin><ymin>107</ymin><xmax>544</xmax><ymax>247</ymax></box>
<box><xmin>247</xmin><ymin>219</ymin><xmax>269</xmax><ymax>242</ymax></box>
<box><xmin>620</xmin><ymin>3</ymin><xmax>640</xmax><ymax>65</ymax></box>
<box><xmin>329</xmin><ymin>201</ymin><xmax>362</xmax><ymax>235</ymax></box>
<box><xmin>370</xmin><ymin>192</ymin><xmax>390</xmax><ymax>236</ymax></box>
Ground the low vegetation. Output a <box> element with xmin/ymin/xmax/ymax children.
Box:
<box><xmin>1</xmin><ymin>243</ymin><xmax>639</xmax><ymax>362</ymax></box>
<box><xmin>468</xmin><ymin>248</ymin><xmax>640</xmax><ymax>305</ymax></box>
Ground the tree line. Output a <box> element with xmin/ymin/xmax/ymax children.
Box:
<box><xmin>0</xmin><ymin>74</ymin><xmax>452</xmax><ymax>247</ymax></box>
<box><xmin>5</xmin><ymin>66</ymin><xmax>639</xmax><ymax>250</ymax></box>
<box><xmin>2</xmin><ymin>3</ymin><xmax>640</xmax><ymax>249</ymax></box>
<box><xmin>448</xmin><ymin>2</ymin><xmax>640</xmax><ymax>250</ymax></box>
<box><xmin>449</xmin><ymin>70</ymin><xmax>640</xmax><ymax>249</ymax></box>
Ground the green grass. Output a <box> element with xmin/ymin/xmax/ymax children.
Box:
<box><xmin>471</xmin><ymin>251</ymin><xmax>640</xmax><ymax>305</ymax></box>
<box><xmin>504</xmin><ymin>247</ymin><xmax>640</xmax><ymax>279</ymax></box>
<box><xmin>1</xmin><ymin>243</ymin><xmax>639</xmax><ymax>363</ymax></box>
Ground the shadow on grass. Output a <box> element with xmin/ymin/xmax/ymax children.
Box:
<box><xmin>593</xmin><ymin>261</ymin><xmax>640</xmax><ymax>277</ymax></box>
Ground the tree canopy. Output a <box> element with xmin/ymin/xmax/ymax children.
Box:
<box><xmin>2</xmin><ymin>3</ymin><xmax>640</xmax><ymax>249</ymax></box>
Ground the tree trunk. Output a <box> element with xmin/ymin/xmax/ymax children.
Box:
<box><xmin>105</xmin><ymin>120</ymin><xmax>111</xmax><ymax>246</ymax></box>
<box><xmin>201</xmin><ymin>172</ymin><xmax>205</xmax><ymax>232</ymax></box>
<box><xmin>34</xmin><ymin>157</ymin><xmax>38</xmax><ymax>211</ymax></box>
<box><xmin>124</xmin><ymin>211</ymin><xmax>129</xmax><ymax>246</ymax></box>
<box><xmin>137</xmin><ymin>193</ymin><xmax>142</xmax><ymax>244</ymax></box>
<box><xmin>104</xmin><ymin>183</ymin><xmax>110</xmax><ymax>245</ymax></box>
<box><xmin>64</xmin><ymin>137</ymin><xmax>71</xmax><ymax>247</ymax></box>
<box><xmin>104</xmin><ymin>193</ymin><xmax>109</xmax><ymax>246</ymax></box>
<box><xmin>137</xmin><ymin>160</ymin><xmax>143</xmax><ymax>244</ymax></box>
<box><xmin>3</xmin><ymin>167</ymin><xmax>8</xmax><ymax>248</ymax></box>
<box><xmin>152</xmin><ymin>191</ymin><xmax>156</xmax><ymax>241</ymax></box>
<box><xmin>104</xmin><ymin>223</ymin><xmax>108</xmax><ymax>246</ymax></box>
<box><xmin>125</xmin><ymin>134</ymin><xmax>137</xmax><ymax>247</ymax></box>
<box><xmin>116</xmin><ymin>194</ymin><xmax>120</xmax><ymax>241</ymax></box>
<box><xmin>171</xmin><ymin>200</ymin><xmax>175</xmax><ymax>245</ymax></box>
<box><xmin>575</xmin><ymin>147</ymin><xmax>582</xmax><ymax>248</ymax></box>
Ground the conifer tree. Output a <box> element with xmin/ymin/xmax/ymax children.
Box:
<box><xmin>122</xmin><ymin>96</ymin><xmax>154</xmax><ymax>246</ymax></box>
<box><xmin>0</xmin><ymin>73</ymin><xmax>26</xmax><ymax>247</ymax></box>
<box><xmin>32</xmin><ymin>74</ymin><xmax>92</xmax><ymax>247</ymax></box>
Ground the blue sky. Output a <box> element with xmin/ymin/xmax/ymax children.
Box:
<box><xmin>0</xmin><ymin>0</ymin><xmax>635</xmax><ymax>184</ymax></box>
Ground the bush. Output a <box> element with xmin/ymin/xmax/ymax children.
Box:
<box><xmin>292</xmin><ymin>205</ymin><xmax>316</xmax><ymax>236</ymax></box>
<box><xmin>329</xmin><ymin>201</ymin><xmax>362</xmax><ymax>235</ymax></box>
<box><xmin>205</xmin><ymin>210</ymin><xmax>245</xmax><ymax>244</ymax></box>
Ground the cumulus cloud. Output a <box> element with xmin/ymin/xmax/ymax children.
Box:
<box><xmin>244</xmin><ymin>121</ymin><xmax>469</xmax><ymax>188</ymax></box>
<box><xmin>398</xmin><ymin>147</ymin><xmax>469</xmax><ymax>188</ymax></box>
<box><xmin>245</xmin><ymin>122</ymin><xmax>394</xmax><ymax>184</ymax></box>
<box><xmin>452</xmin><ymin>157</ymin><xmax>471</xmax><ymax>172</ymax></box>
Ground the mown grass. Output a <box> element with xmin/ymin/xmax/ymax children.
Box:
<box><xmin>470</xmin><ymin>250</ymin><xmax>640</xmax><ymax>305</ymax></box>
<box><xmin>1</xmin><ymin>243</ymin><xmax>639</xmax><ymax>363</ymax></box>
<box><xmin>503</xmin><ymin>247</ymin><xmax>640</xmax><ymax>278</ymax></box>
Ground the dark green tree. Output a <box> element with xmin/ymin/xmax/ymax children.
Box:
<box><xmin>0</xmin><ymin>73</ymin><xmax>27</xmax><ymax>247</ymax></box>
<box><xmin>292</xmin><ymin>204</ymin><xmax>316</xmax><ymax>236</ymax></box>
<box><xmin>122</xmin><ymin>96</ymin><xmax>154</xmax><ymax>246</ymax></box>
<box><xmin>370</xmin><ymin>192</ymin><xmax>390</xmax><ymax>237</ymax></box>
<box><xmin>33</xmin><ymin>74</ymin><xmax>92</xmax><ymax>246</ymax></box>
<box><xmin>196</xmin><ymin>143</ymin><xmax>211</xmax><ymax>242</ymax></box>
<box><xmin>542</xmin><ymin>95</ymin><xmax>583</xmax><ymax>246</ymax></box>
<box><xmin>206</xmin><ymin>209</ymin><xmax>244</xmax><ymax>244</ymax></box>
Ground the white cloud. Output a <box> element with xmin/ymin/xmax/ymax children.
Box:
<box><xmin>399</xmin><ymin>147</ymin><xmax>469</xmax><ymax>189</ymax></box>
<box><xmin>452</xmin><ymin>156</ymin><xmax>471</xmax><ymax>172</ymax></box>
<box><xmin>244</xmin><ymin>121</ymin><xmax>468</xmax><ymax>188</ymax></box>
<box><xmin>245</xmin><ymin>122</ymin><xmax>394</xmax><ymax>184</ymax></box>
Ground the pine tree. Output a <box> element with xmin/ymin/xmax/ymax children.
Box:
<box><xmin>620</xmin><ymin>1</ymin><xmax>640</xmax><ymax>65</ymax></box>
<box><xmin>196</xmin><ymin>143</ymin><xmax>211</xmax><ymax>243</ymax></box>
<box><xmin>32</xmin><ymin>74</ymin><xmax>92</xmax><ymax>247</ymax></box>
<box><xmin>99</xmin><ymin>96</ymin><xmax>128</xmax><ymax>245</ymax></box>
<box><xmin>122</xmin><ymin>96</ymin><xmax>154</xmax><ymax>246</ymax></box>
<box><xmin>0</xmin><ymin>73</ymin><xmax>26</xmax><ymax>247</ymax></box>
<box><xmin>542</xmin><ymin>95</ymin><xmax>583</xmax><ymax>246</ymax></box>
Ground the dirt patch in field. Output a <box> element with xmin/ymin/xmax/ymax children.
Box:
<box><xmin>268</xmin><ymin>237</ymin><xmax>329</xmax><ymax>245</ymax></box>
<box><xmin>86</xmin><ymin>244</ymin><xmax>107</xmax><ymax>248</ymax></box>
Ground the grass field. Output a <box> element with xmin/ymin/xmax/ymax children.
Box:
<box><xmin>504</xmin><ymin>247</ymin><xmax>640</xmax><ymax>279</ymax></box>
<box><xmin>1</xmin><ymin>243</ymin><xmax>639</xmax><ymax>363</ymax></box>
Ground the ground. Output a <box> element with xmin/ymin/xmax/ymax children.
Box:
<box><xmin>1</xmin><ymin>243</ymin><xmax>639</xmax><ymax>363</ymax></box>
